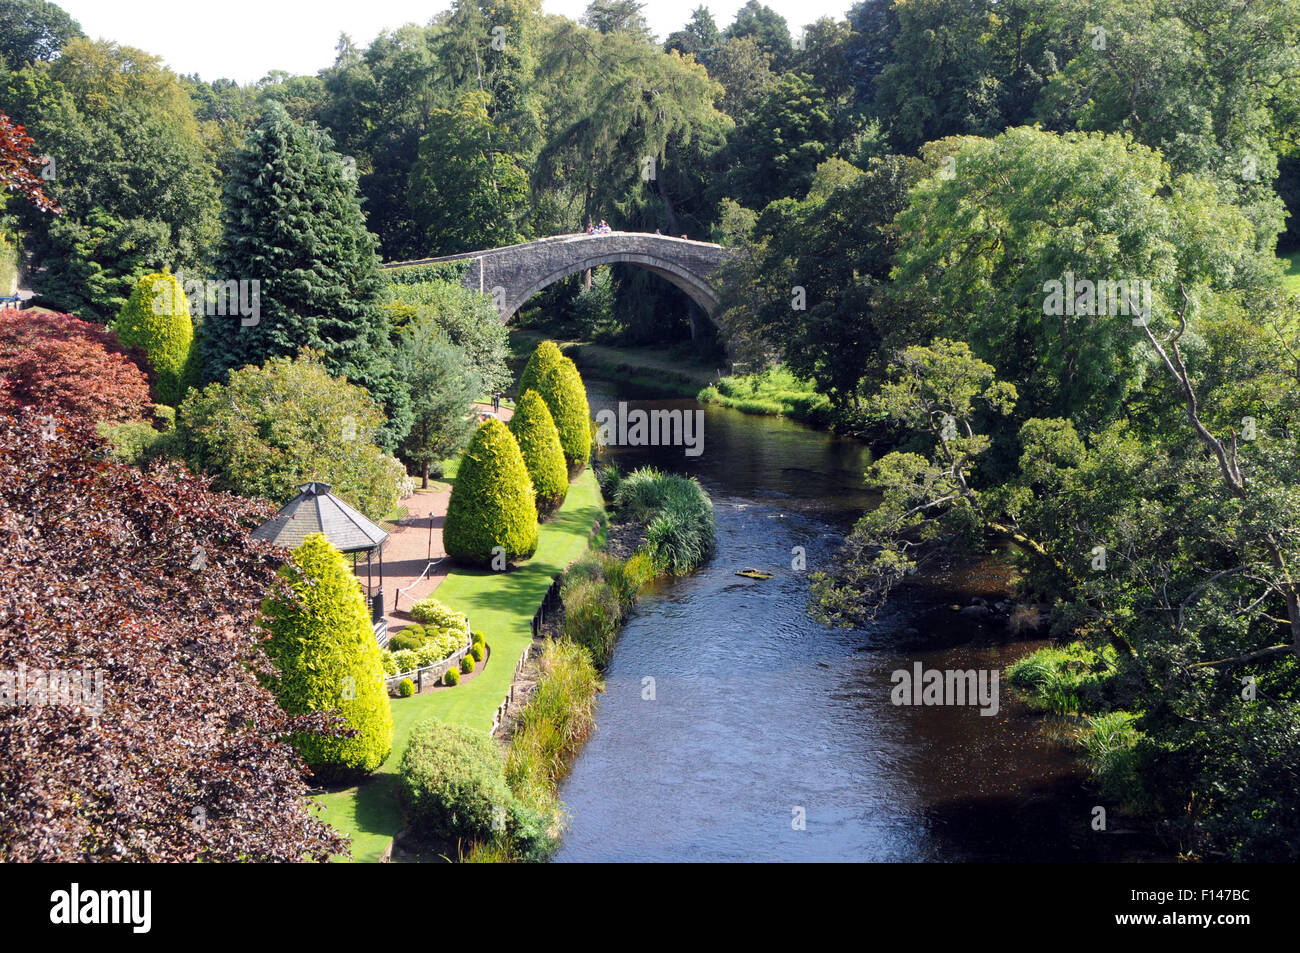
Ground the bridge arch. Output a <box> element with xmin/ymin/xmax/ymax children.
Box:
<box><xmin>383</xmin><ymin>232</ymin><xmax>733</xmax><ymax>324</ymax></box>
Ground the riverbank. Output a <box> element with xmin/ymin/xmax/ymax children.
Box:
<box><xmin>697</xmin><ymin>365</ymin><xmax>833</xmax><ymax>427</ymax></box>
<box><xmin>312</xmin><ymin>463</ymin><xmax>604</xmax><ymax>863</ymax></box>
<box><xmin>509</xmin><ymin>330</ymin><xmax>716</xmax><ymax>397</ymax></box>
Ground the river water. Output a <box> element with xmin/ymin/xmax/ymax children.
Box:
<box><xmin>553</xmin><ymin>380</ymin><xmax>1161</xmax><ymax>862</ymax></box>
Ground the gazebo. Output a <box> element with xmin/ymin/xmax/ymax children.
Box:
<box><xmin>252</xmin><ymin>482</ymin><xmax>391</xmax><ymax>644</ymax></box>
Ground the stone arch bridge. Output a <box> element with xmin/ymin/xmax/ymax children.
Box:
<box><xmin>382</xmin><ymin>232</ymin><xmax>734</xmax><ymax>323</ymax></box>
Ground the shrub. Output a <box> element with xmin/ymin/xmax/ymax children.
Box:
<box><xmin>258</xmin><ymin>533</ymin><xmax>394</xmax><ymax>780</ymax></box>
<box><xmin>398</xmin><ymin>678</ymin><xmax>416</xmax><ymax>698</ymax></box>
<box><xmin>443</xmin><ymin>418</ymin><xmax>538</xmax><ymax>565</ymax></box>
<box><xmin>112</xmin><ymin>273</ymin><xmax>198</xmax><ymax>406</ymax></box>
<box><xmin>388</xmin><ymin>630</ymin><xmax>425</xmax><ymax>653</ymax></box>
<box><xmin>564</xmin><ymin>550</ymin><xmax>645</xmax><ymax>609</ymax></box>
<box><xmin>399</xmin><ymin>721</ymin><xmax>511</xmax><ymax>843</ymax></box>
<box><xmin>470</xmin><ymin>643</ymin><xmax>485</xmax><ymax>663</ymax></box>
<box><xmin>508</xmin><ymin>389</ymin><xmax>568</xmax><ymax>515</ymax></box>
<box><xmin>472</xmin><ymin>631</ymin><xmax>486</xmax><ymax>647</ymax></box>
<box><xmin>517</xmin><ymin>339</ymin><xmax>563</xmax><ymax>398</ymax></box>
<box><xmin>622</xmin><ymin>551</ymin><xmax>656</xmax><ymax>595</ymax></box>
<box><xmin>176</xmin><ymin>351</ymin><xmax>403</xmax><ymax>519</ymax></box>
<box><xmin>596</xmin><ymin>462</ymin><xmax>622</xmax><ymax>499</ymax></box>
<box><xmin>443</xmin><ymin>667</ymin><xmax>460</xmax><ymax>686</ymax></box>
<box><xmin>409</xmin><ymin>598</ymin><xmax>468</xmax><ymax>634</ymax></box>
<box><xmin>96</xmin><ymin>418</ymin><xmax>178</xmax><ymax>466</ymax></box>
<box><xmin>535</xmin><ymin>357</ymin><xmax>591</xmax><ymax>472</ymax></box>
<box><xmin>415</xmin><ymin>633</ymin><xmax>463</xmax><ymax>665</ymax></box>
<box><xmin>0</xmin><ymin>308</ymin><xmax>150</xmax><ymax>425</ymax></box>
<box><xmin>385</xmin><ymin>648</ymin><xmax>419</xmax><ymax>677</ymax></box>
<box><xmin>460</xmin><ymin>654</ymin><xmax>475</xmax><ymax>675</ymax></box>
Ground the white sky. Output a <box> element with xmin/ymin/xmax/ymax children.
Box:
<box><xmin>55</xmin><ymin>1</ymin><xmax>855</xmax><ymax>85</ymax></box>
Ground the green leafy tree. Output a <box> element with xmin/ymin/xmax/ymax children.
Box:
<box><xmin>0</xmin><ymin>0</ymin><xmax>84</xmax><ymax>70</ymax></box>
<box><xmin>582</xmin><ymin>0</ymin><xmax>652</xmax><ymax>40</ymax></box>
<box><xmin>812</xmin><ymin>339</ymin><xmax>1018</xmax><ymax>622</ymax></box>
<box><xmin>535</xmin><ymin>355</ymin><xmax>591</xmax><ymax>471</ymax></box>
<box><xmin>665</xmin><ymin>6</ymin><xmax>720</xmax><ymax>63</ymax></box>
<box><xmin>397</xmin><ymin>321</ymin><xmax>483</xmax><ymax>488</ymax></box>
<box><xmin>443</xmin><ymin>418</ymin><xmax>538</xmax><ymax>564</ymax></box>
<box><xmin>714</xmin><ymin>153</ymin><xmax>924</xmax><ymax>429</ymax></box>
<box><xmin>704</xmin><ymin>36</ymin><xmax>775</xmax><ymax>122</ymax></box>
<box><xmin>534</xmin><ymin>20</ymin><xmax>728</xmax><ymax>235</ymax></box>
<box><xmin>1</xmin><ymin>39</ymin><xmax>221</xmax><ymax>320</ymax></box>
<box><xmin>891</xmin><ymin>127</ymin><xmax>1264</xmax><ymax>431</ymax></box>
<box><xmin>177</xmin><ymin>351</ymin><xmax>405</xmax><ymax>521</ymax></box>
<box><xmin>260</xmin><ymin>533</ymin><xmax>393</xmax><ymax>780</ymax></box>
<box><xmin>204</xmin><ymin>101</ymin><xmax>410</xmax><ymax>450</ymax></box>
<box><xmin>722</xmin><ymin>72</ymin><xmax>834</xmax><ymax>209</ymax></box>
<box><xmin>723</xmin><ymin>1</ymin><xmax>791</xmax><ymax>67</ymax></box>
<box><xmin>509</xmin><ymin>388</ymin><xmax>569</xmax><ymax>514</ymax></box>
<box><xmin>112</xmin><ymin>272</ymin><xmax>198</xmax><ymax>406</ymax></box>
<box><xmin>408</xmin><ymin>90</ymin><xmax>529</xmax><ymax>255</ymax></box>
<box><xmin>385</xmin><ymin>276</ymin><xmax>510</xmax><ymax>394</ymax></box>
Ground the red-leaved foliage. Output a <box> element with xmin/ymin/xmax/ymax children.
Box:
<box><xmin>0</xmin><ymin>110</ymin><xmax>58</xmax><ymax>213</ymax></box>
<box><xmin>0</xmin><ymin>308</ymin><xmax>151</xmax><ymax>424</ymax></box>
<box><xmin>0</xmin><ymin>413</ymin><xmax>350</xmax><ymax>861</ymax></box>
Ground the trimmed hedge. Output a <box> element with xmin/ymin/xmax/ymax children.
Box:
<box><xmin>536</xmin><ymin>357</ymin><xmax>591</xmax><ymax>472</ymax></box>
<box><xmin>517</xmin><ymin>339</ymin><xmax>563</xmax><ymax>399</ymax></box>
<box><xmin>509</xmin><ymin>388</ymin><xmax>569</xmax><ymax>515</ymax></box>
<box><xmin>460</xmin><ymin>654</ymin><xmax>475</xmax><ymax>675</ymax></box>
<box><xmin>443</xmin><ymin>667</ymin><xmax>460</xmax><ymax>686</ymax></box>
<box><xmin>112</xmin><ymin>272</ymin><xmax>197</xmax><ymax>406</ymax></box>
<box><xmin>443</xmin><ymin>418</ymin><xmax>538</xmax><ymax>565</ymax></box>
<box><xmin>259</xmin><ymin>533</ymin><xmax>394</xmax><ymax>779</ymax></box>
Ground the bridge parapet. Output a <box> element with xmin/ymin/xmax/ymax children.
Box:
<box><xmin>383</xmin><ymin>231</ymin><xmax>733</xmax><ymax>322</ymax></box>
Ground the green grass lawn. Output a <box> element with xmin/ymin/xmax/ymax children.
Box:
<box><xmin>698</xmin><ymin>364</ymin><xmax>833</xmax><ymax>426</ymax></box>
<box><xmin>1282</xmin><ymin>251</ymin><xmax>1300</xmax><ymax>294</ymax></box>
<box><xmin>312</xmin><ymin>466</ymin><xmax>604</xmax><ymax>862</ymax></box>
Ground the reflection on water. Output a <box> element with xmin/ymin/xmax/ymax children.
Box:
<box><xmin>553</xmin><ymin>380</ymin><xmax>1161</xmax><ymax>862</ymax></box>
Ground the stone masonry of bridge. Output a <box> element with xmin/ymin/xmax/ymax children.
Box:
<box><xmin>383</xmin><ymin>232</ymin><xmax>734</xmax><ymax>323</ymax></box>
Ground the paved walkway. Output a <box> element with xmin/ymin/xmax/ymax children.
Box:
<box><xmin>365</xmin><ymin>403</ymin><xmax>514</xmax><ymax>634</ymax></box>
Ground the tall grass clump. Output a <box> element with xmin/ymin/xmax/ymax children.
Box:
<box><xmin>1076</xmin><ymin>711</ymin><xmax>1147</xmax><ymax>809</ymax></box>
<box><xmin>504</xmin><ymin>638</ymin><xmax>603</xmax><ymax>844</ymax></box>
<box><xmin>559</xmin><ymin>575</ymin><xmax>623</xmax><ymax>667</ymax></box>
<box><xmin>1005</xmin><ymin>641</ymin><xmax>1117</xmax><ymax>715</ymax></box>
<box><xmin>613</xmin><ymin>467</ymin><xmax>715</xmax><ymax>574</ymax></box>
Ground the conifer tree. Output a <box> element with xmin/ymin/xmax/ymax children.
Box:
<box><xmin>204</xmin><ymin>101</ymin><xmax>410</xmax><ymax>449</ymax></box>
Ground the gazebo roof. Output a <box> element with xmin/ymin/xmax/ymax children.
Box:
<box><xmin>251</xmin><ymin>482</ymin><xmax>389</xmax><ymax>554</ymax></box>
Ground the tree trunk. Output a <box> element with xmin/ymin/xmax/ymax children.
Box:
<box><xmin>656</xmin><ymin>172</ymin><xmax>682</xmax><ymax>237</ymax></box>
<box><xmin>421</xmin><ymin>460</ymin><xmax>429</xmax><ymax>489</ymax></box>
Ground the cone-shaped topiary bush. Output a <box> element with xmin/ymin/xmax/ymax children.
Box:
<box><xmin>517</xmin><ymin>339</ymin><xmax>563</xmax><ymax>399</ymax></box>
<box><xmin>509</xmin><ymin>388</ymin><xmax>568</xmax><ymax>516</ymax></box>
<box><xmin>444</xmin><ymin>418</ymin><xmax>538</xmax><ymax>565</ymax></box>
<box><xmin>259</xmin><ymin>533</ymin><xmax>394</xmax><ymax>780</ymax></box>
<box><xmin>112</xmin><ymin>272</ymin><xmax>197</xmax><ymax>406</ymax></box>
<box><xmin>536</xmin><ymin>356</ymin><xmax>591</xmax><ymax>473</ymax></box>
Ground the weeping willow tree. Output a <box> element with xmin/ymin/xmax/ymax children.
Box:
<box><xmin>533</xmin><ymin>18</ymin><xmax>730</xmax><ymax>236</ymax></box>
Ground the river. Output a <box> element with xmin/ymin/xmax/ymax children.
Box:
<box><xmin>552</xmin><ymin>378</ymin><xmax>1162</xmax><ymax>862</ymax></box>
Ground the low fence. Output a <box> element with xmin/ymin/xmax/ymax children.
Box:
<box><xmin>489</xmin><ymin>641</ymin><xmax>538</xmax><ymax>738</ymax></box>
<box><xmin>530</xmin><ymin>575</ymin><xmax>563</xmax><ymax>637</ymax></box>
